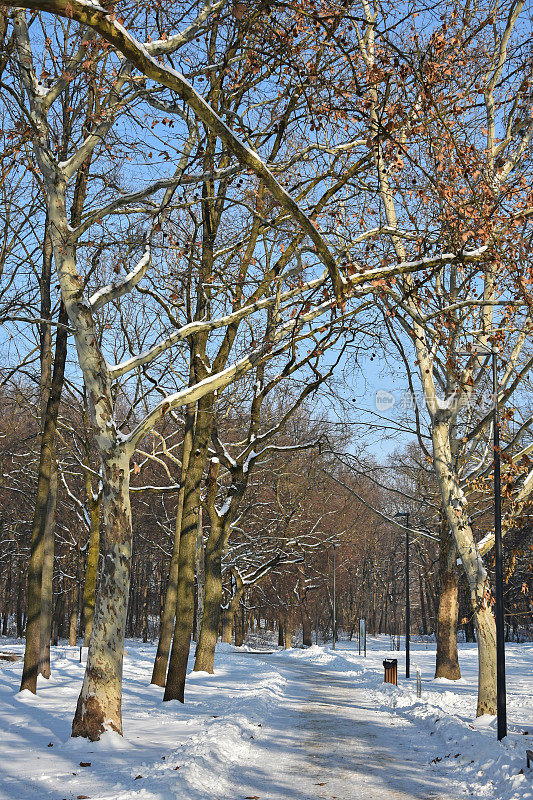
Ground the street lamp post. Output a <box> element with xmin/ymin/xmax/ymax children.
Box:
<box><xmin>332</xmin><ymin>542</ymin><xmax>337</xmax><ymax>650</ymax></box>
<box><xmin>395</xmin><ymin>511</ymin><xmax>410</xmax><ymax>679</ymax></box>
<box><xmin>491</xmin><ymin>350</ymin><xmax>507</xmax><ymax>741</ymax></box>
<box><xmin>458</xmin><ymin>345</ymin><xmax>507</xmax><ymax>740</ymax></box>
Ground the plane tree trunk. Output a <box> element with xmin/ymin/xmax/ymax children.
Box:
<box><xmin>72</xmin><ymin>448</ymin><xmax>132</xmax><ymax>739</ymax></box>
<box><xmin>435</xmin><ymin>520</ymin><xmax>461</xmax><ymax>680</ymax></box>
<box><xmin>433</xmin><ymin>419</ymin><xmax>496</xmax><ymax>714</ymax></box>
<box><xmin>82</xmin><ymin>489</ymin><xmax>101</xmax><ymax>646</ymax></box>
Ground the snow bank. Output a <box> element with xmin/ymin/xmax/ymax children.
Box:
<box><xmin>0</xmin><ymin>640</ymin><xmax>289</xmax><ymax>800</ymax></box>
<box><xmin>274</xmin><ymin>638</ymin><xmax>533</xmax><ymax>800</ymax></box>
<box><xmin>0</xmin><ymin>636</ymin><xmax>532</xmax><ymax>800</ymax></box>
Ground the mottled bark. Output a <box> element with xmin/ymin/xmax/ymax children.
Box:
<box><xmin>35</xmin><ymin>163</ymin><xmax>134</xmax><ymax>738</ymax></box>
<box><xmin>435</xmin><ymin>526</ymin><xmax>461</xmax><ymax>680</ymax></box>
<box><xmin>72</xmin><ymin>450</ymin><xmax>132</xmax><ymax>739</ymax></box>
<box><xmin>433</xmin><ymin>419</ymin><xmax>496</xmax><ymax>714</ymax></box>
<box><xmin>82</xmin><ymin>493</ymin><xmax>100</xmax><ymax>646</ymax></box>
<box><xmin>474</xmin><ymin>605</ymin><xmax>498</xmax><ymax>715</ymax></box>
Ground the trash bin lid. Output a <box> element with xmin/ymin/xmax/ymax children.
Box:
<box><xmin>383</xmin><ymin>658</ymin><xmax>398</xmax><ymax>667</ymax></box>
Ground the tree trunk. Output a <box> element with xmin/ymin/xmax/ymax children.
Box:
<box><xmin>52</xmin><ymin>588</ymin><xmax>64</xmax><ymax>645</ymax></box>
<box><xmin>163</xmin><ymin>461</ymin><xmax>203</xmax><ymax>701</ymax></box>
<box><xmin>278</xmin><ymin>616</ymin><xmax>284</xmax><ymax>647</ymax></box>
<box><xmin>69</xmin><ymin>580</ymin><xmax>78</xmax><ymax>647</ymax></box>
<box><xmin>433</xmin><ymin>420</ymin><xmax>496</xmax><ymax>714</ymax></box>
<box><xmin>194</xmin><ymin>522</ymin><xmax>223</xmax><ymax>673</ymax></box>
<box><xmin>82</xmin><ymin>493</ymin><xmax>100</xmax><ymax>646</ymax></box>
<box><xmin>194</xmin><ymin>506</ymin><xmax>205</xmax><ymax>641</ymax></box>
<box><xmin>221</xmin><ymin>608</ymin><xmax>232</xmax><ymax>643</ymax></box>
<box><xmin>234</xmin><ymin>597</ymin><xmax>244</xmax><ymax>647</ymax></box>
<box><xmin>163</xmin><ymin>498</ymin><xmax>198</xmax><ymax>700</ymax></box>
<box><xmin>464</xmin><ymin>614</ymin><xmax>476</xmax><ymax>642</ymax></box>
<box><xmin>220</xmin><ymin>577</ymin><xmax>245</xmax><ymax>648</ymax></box>
<box><xmin>141</xmin><ymin>572</ymin><xmax>149</xmax><ymax>644</ymax></box>
<box><xmin>2</xmin><ymin>563</ymin><xmax>10</xmax><ymax>636</ymax></box>
<box><xmin>126</xmin><ymin>565</ymin><xmax>135</xmax><ymax>639</ymax></box>
<box><xmin>39</xmin><ymin>453</ymin><xmax>59</xmax><ymax>679</ymax></box>
<box><xmin>16</xmin><ymin>546</ymin><xmax>23</xmax><ymax>639</ymax></box>
<box><xmin>37</xmin><ymin>214</ymin><xmax>54</xmax><ymax>675</ymax></box>
<box><xmin>164</xmin><ymin>395</ymin><xmax>212</xmax><ymax>702</ymax></box>
<box><xmin>151</xmin><ymin>404</ymin><xmax>194</xmax><ymax>686</ymax></box>
<box><xmin>435</xmin><ymin>527</ymin><xmax>461</xmax><ymax>680</ymax></box>
<box><xmin>302</xmin><ymin>606</ymin><xmax>312</xmax><ymax>647</ymax></box>
<box><xmin>20</xmin><ymin>304</ymin><xmax>68</xmax><ymax>694</ymax></box>
<box><xmin>71</xmin><ymin>449</ymin><xmax>132</xmax><ymax>739</ymax></box>
<box><xmin>284</xmin><ymin>609</ymin><xmax>292</xmax><ymax>649</ymax></box>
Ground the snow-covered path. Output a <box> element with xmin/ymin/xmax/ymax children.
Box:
<box><xmin>0</xmin><ymin>638</ymin><xmax>531</xmax><ymax>800</ymax></box>
<box><xmin>230</xmin><ymin>653</ymin><xmax>458</xmax><ymax>800</ymax></box>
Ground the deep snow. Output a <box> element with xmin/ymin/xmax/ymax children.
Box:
<box><xmin>0</xmin><ymin>636</ymin><xmax>531</xmax><ymax>799</ymax></box>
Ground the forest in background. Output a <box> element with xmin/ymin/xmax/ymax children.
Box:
<box><xmin>0</xmin><ymin>0</ymin><xmax>531</xmax><ymax>741</ymax></box>
<box><xmin>1</xmin><ymin>385</ymin><xmax>531</xmax><ymax>649</ymax></box>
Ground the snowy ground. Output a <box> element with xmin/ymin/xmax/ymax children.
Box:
<box><xmin>0</xmin><ymin>636</ymin><xmax>531</xmax><ymax>800</ymax></box>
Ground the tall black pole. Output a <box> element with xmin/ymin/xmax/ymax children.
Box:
<box><xmin>332</xmin><ymin>544</ymin><xmax>336</xmax><ymax>650</ymax></box>
<box><xmin>492</xmin><ymin>350</ymin><xmax>507</xmax><ymax>740</ymax></box>
<box><xmin>405</xmin><ymin>512</ymin><xmax>410</xmax><ymax>679</ymax></box>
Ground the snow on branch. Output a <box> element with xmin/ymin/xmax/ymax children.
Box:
<box><xmin>1</xmin><ymin>0</ymin><xmax>345</xmax><ymax>300</ymax></box>
<box><xmin>236</xmin><ymin>550</ymin><xmax>303</xmax><ymax>589</ymax></box>
<box><xmin>241</xmin><ymin>440</ymin><xmax>320</xmax><ymax>473</ymax></box>
<box><xmin>108</xmin><ymin>246</ymin><xmax>479</xmax><ymax>381</ymax></box>
<box><xmin>145</xmin><ymin>0</ymin><xmax>227</xmax><ymax>57</ymax></box>
<box><xmin>129</xmin><ymin>483</ymin><xmax>180</xmax><ymax>493</ymax></box>
<box><xmin>107</xmin><ymin>270</ymin><xmax>329</xmax><ymax>379</ymax></box>
<box><xmin>89</xmin><ymin>243</ymin><xmax>150</xmax><ymax>312</ymax></box>
<box><xmin>123</xmin><ymin>245</ymin><xmax>489</xmax><ymax>451</ymax></box>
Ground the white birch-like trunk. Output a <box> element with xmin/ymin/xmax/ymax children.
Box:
<box><xmin>43</xmin><ymin>177</ymin><xmax>135</xmax><ymax>738</ymax></box>
<box><xmin>432</xmin><ymin>417</ymin><xmax>496</xmax><ymax>715</ymax></box>
<box><xmin>72</xmin><ymin>448</ymin><xmax>132</xmax><ymax>738</ymax></box>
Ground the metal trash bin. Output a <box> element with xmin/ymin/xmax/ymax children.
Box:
<box><xmin>383</xmin><ymin>658</ymin><xmax>398</xmax><ymax>685</ymax></box>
